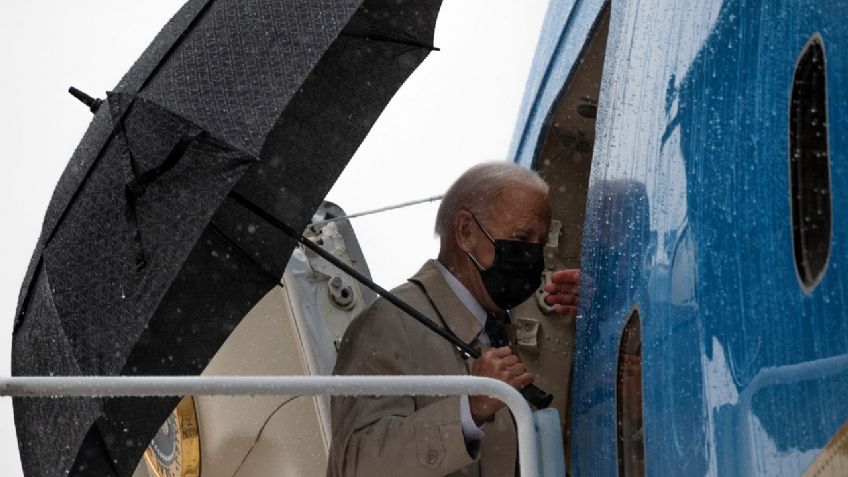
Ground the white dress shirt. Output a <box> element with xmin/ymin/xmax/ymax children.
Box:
<box><xmin>432</xmin><ymin>260</ymin><xmax>487</xmax><ymax>444</ymax></box>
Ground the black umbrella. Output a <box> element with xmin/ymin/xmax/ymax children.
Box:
<box><xmin>11</xmin><ymin>0</ymin><xmax>442</xmax><ymax>475</ymax></box>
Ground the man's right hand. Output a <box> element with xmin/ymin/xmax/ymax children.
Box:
<box><xmin>468</xmin><ymin>346</ymin><xmax>534</xmax><ymax>425</ymax></box>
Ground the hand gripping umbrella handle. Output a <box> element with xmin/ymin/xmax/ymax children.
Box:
<box><xmin>229</xmin><ymin>192</ymin><xmax>554</xmax><ymax>409</ymax></box>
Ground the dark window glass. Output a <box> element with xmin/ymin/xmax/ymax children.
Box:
<box><xmin>617</xmin><ymin>309</ymin><xmax>644</xmax><ymax>477</ymax></box>
<box><xmin>790</xmin><ymin>34</ymin><xmax>831</xmax><ymax>293</ymax></box>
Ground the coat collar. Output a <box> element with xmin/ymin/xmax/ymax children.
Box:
<box><xmin>408</xmin><ymin>259</ymin><xmax>484</xmax><ymax>346</ymax></box>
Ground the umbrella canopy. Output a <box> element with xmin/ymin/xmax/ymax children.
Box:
<box><xmin>11</xmin><ymin>0</ymin><xmax>442</xmax><ymax>475</ymax></box>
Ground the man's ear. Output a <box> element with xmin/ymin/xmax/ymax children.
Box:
<box><xmin>454</xmin><ymin>210</ymin><xmax>477</xmax><ymax>253</ymax></box>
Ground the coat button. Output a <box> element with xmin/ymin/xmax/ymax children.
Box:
<box><xmin>426</xmin><ymin>450</ymin><xmax>439</xmax><ymax>464</ymax></box>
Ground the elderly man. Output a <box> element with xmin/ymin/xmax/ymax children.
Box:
<box><xmin>328</xmin><ymin>162</ymin><xmax>579</xmax><ymax>477</ymax></box>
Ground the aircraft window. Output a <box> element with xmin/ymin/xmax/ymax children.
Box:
<box><xmin>617</xmin><ymin>309</ymin><xmax>644</xmax><ymax>477</ymax></box>
<box><xmin>790</xmin><ymin>34</ymin><xmax>831</xmax><ymax>293</ymax></box>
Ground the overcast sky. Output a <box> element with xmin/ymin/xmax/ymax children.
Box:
<box><xmin>0</xmin><ymin>1</ymin><xmax>550</xmax><ymax>474</ymax></box>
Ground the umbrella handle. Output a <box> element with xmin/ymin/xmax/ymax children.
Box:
<box><xmin>520</xmin><ymin>384</ymin><xmax>553</xmax><ymax>409</ymax></box>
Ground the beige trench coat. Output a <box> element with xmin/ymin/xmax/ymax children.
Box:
<box><xmin>328</xmin><ymin>260</ymin><xmax>518</xmax><ymax>477</ymax></box>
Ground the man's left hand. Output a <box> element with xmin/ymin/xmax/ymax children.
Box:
<box><xmin>543</xmin><ymin>269</ymin><xmax>581</xmax><ymax>315</ymax></box>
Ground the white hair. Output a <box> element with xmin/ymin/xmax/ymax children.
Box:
<box><xmin>434</xmin><ymin>161</ymin><xmax>549</xmax><ymax>236</ymax></box>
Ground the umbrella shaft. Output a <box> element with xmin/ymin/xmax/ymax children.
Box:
<box><xmin>230</xmin><ymin>192</ymin><xmax>476</xmax><ymax>354</ymax></box>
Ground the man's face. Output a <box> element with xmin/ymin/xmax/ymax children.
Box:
<box><xmin>471</xmin><ymin>186</ymin><xmax>551</xmax><ymax>270</ymax></box>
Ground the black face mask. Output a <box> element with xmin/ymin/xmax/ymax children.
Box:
<box><xmin>466</xmin><ymin>213</ymin><xmax>545</xmax><ymax>310</ymax></box>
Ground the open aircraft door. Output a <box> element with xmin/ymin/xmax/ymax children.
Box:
<box><xmin>133</xmin><ymin>202</ymin><xmax>376</xmax><ymax>477</ymax></box>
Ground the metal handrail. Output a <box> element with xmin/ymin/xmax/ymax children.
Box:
<box><xmin>0</xmin><ymin>375</ymin><xmax>540</xmax><ymax>477</ymax></box>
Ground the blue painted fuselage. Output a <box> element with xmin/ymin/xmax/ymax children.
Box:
<box><xmin>511</xmin><ymin>0</ymin><xmax>848</xmax><ymax>475</ymax></box>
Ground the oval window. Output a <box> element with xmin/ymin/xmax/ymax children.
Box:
<box><xmin>789</xmin><ymin>34</ymin><xmax>831</xmax><ymax>293</ymax></box>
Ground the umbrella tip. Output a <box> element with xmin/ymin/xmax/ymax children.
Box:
<box><xmin>68</xmin><ymin>86</ymin><xmax>103</xmax><ymax>114</ymax></box>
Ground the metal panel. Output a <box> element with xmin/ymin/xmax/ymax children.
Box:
<box><xmin>508</xmin><ymin>0</ymin><xmax>607</xmax><ymax>168</ymax></box>
<box><xmin>580</xmin><ymin>0</ymin><xmax>848</xmax><ymax>475</ymax></box>
<box><xmin>511</xmin><ymin>0</ymin><xmax>848</xmax><ymax>475</ymax></box>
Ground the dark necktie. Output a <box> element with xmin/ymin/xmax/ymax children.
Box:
<box><xmin>484</xmin><ymin>313</ymin><xmax>509</xmax><ymax>347</ymax></box>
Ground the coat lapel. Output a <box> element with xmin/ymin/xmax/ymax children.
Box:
<box><xmin>408</xmin><ymin>260</ymin><xmax>484</xmax><ymax>346</ymax></box>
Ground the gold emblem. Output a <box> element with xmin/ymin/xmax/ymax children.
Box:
<box><xmin>143</xmin><ymin>396</ymin><xmax>201</xmax><ymax>477</ymax></box>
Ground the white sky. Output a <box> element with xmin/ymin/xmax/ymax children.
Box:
<box><xmin>0</xmin><ymin>1</ymin><xmax>550</xmax><ymax>474</ymax></box>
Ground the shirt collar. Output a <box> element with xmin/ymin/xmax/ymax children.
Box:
<box><xmin>433</xmin><ymin>259</ymin><xmax>487</xmax><ymax>328</ymax></box>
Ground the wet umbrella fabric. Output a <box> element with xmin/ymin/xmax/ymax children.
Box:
<box><xmin>11</xmin><ymin>0</ymin><xmax>442</xmax><ymax>475</ymax></box>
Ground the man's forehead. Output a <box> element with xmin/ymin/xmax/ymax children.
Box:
<box><xmin>489</xmin><ymin>187</ymin><xmax>549</xmax><ymax>213</ymax></box>
<box><xmin>486</xmin><ymin>190</ymin><xmax>550</xmax><ymax>234</ymax></box>
<box><xmin>493</xmin><ymin>183</ymin><xmax>547</xmax><ymax>201</ymax></box>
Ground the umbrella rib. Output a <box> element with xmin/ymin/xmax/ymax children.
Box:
<box><xmin>14</xmin><ymin>125</ymin><xmax>122</xmax><ymax>330</ymax></box>
<box><xmin>208</xmin><ymin>222</ymin><xmax>285</xmax><ymax>289</ymax></box>
<box><xmin>338</xmin><ymin>32</ymin><xmax>440</xmax><ymax>51</ymax></box>
<box><xmin>133</xmin><ymin>0</ymin><xmax>217</xmax><ymax>96</ymax></box>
